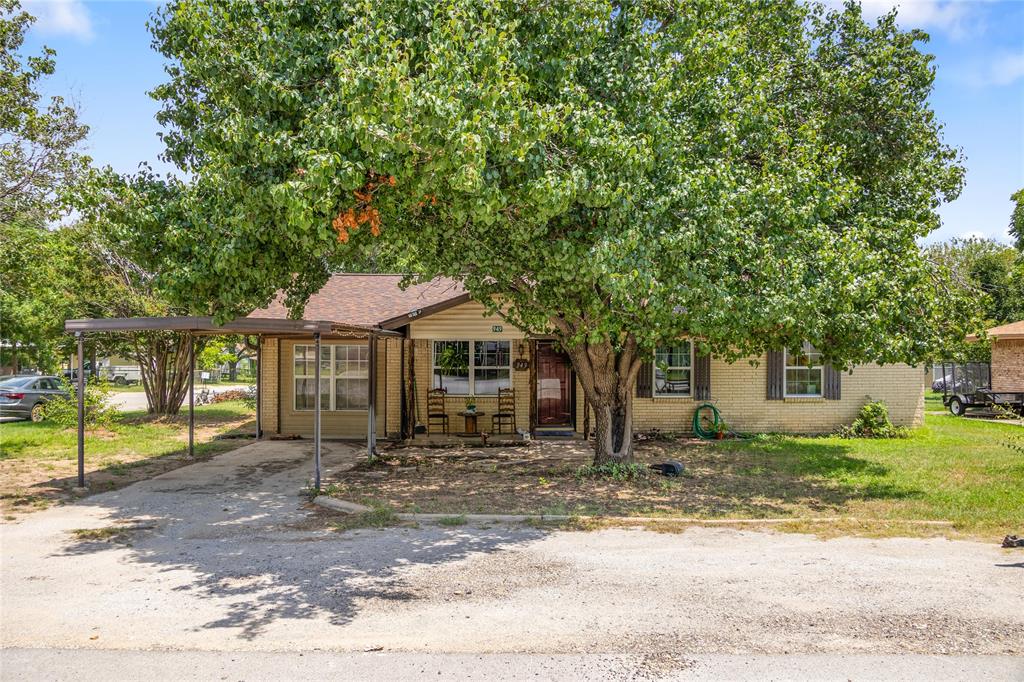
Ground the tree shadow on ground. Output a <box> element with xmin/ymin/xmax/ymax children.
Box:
<box><xmin>51</xmin><ymin>440</ymin><xmax>552</xmax><ymax>640</ymax></box>
<box><xmin>324</xmin><ymin>438</ymin><xmax>923</xmax><ymax>519</ymax></box>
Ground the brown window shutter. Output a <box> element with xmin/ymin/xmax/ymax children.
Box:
<box><xmin>766</xmin><ymin>350</ymin><xmax>784</xmax><ymax>400</ymax></box>
<box><xmin>636</xmin><ymin>359</ymin><xmax>653</xmax><ymax>398</ymax></box>
<box><xmin>824</xmin><ymin>364</ymin><xmax>841</xmax><ymax>400</ymax></box>
<box><xmin>693</xmin><ymin>353</ymin><xmax>711</xmax><ymax>400</ymax></box>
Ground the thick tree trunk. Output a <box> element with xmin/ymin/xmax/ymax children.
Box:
<box><xmin>132</xmin><ymin>332</ymin><xmax>196</xmax><ymax>415</ymax></box>
<box><xmin>227</xmin><ymin>360</ymin><xmax>238</xmax><ymax>382</ymax></box>
<box><xmin>555</xmin><ymin>327</ymin><xmax>642</xmax><ymax>465</ymax></box>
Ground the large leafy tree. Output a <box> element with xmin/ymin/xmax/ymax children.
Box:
<box><xmin>0</xmin><ymin>0</ymin><xmax>88</xmax><ymax>224</ymax></box>
<box><xmin>1</xmin><ymin>0</ymin><xmax>90</xmax><ymax>371</ymax></box>
<box><xmin>145</xmin><ymin>0</ymin><xmax>968</xmax><ymax>462</ymax></box>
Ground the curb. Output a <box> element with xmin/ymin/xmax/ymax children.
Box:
<box><xmin>308</xmin><ymin>498</ymin><xmax>955</xmax><ymax>527</ymax></box>
<box><xmin>312</xmin><ymin>496</ymin><xmax>371</xmax><ymax>514</ymax></box>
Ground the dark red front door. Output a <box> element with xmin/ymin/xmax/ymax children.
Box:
<box><xmin>536</xmin><ymin>342</ymin><xmax>572</xmax><ymax>426</ymax></box>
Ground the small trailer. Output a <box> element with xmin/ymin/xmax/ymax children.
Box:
<box><xmin>937</xmin><ymin>361</ymin><xmax>1024</xmax><ymax>416</ymax></box>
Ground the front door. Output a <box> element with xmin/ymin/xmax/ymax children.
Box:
<box><xmin>536</xmin><ymin>341</ymin><xmax>573</xmax><ymax>426</ymax></box>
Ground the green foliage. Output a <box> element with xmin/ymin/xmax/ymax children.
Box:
<box><xmin>575</xmin><ymin>461</ymin><xmax>649</xmax><ymax>482</ymax></box>
<box><xmin>0</xmin><ymin>0</ymin><xmax>89</xmax><ymax>224</ymax></box>
<box><xmin>837</xmin><ymin>400</ymin><xmax>909</xmax><ymax>439</ymax></box>
<box><xmin>1010</xmin><ymin>188</ymin><xmax>1024</xmax><ymax>252</ymax></box>
<box><xmin>137</xmin><ymin>0</ymin><xmax>967</xmax><ymax>366</ymax></box>
<box><xmin>43</xmin><ymin>377</ymin><xmax>120</xmax><ymax>429</ymax></box>
<box><xmin>923</xmin><ymin>237</ymin><xmax>1024</xmax><ymax>361</ymax></box>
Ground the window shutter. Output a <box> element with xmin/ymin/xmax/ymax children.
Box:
<box><xmin>693</xmin><ymin>353</ymin><xmax>711</xmax><ymax>400</ymax></box>
<box><xmin>636</xmin><ymin>359</ymin><xmax>653</xmax><ymax>398</ymax></box>
<box><xmin>824</xmin><ymin>364</ymin><xmax>842</xmax><ymax>400</ymax></box>
<box><xmin>766</xmin><ymin>350</ymin><xmax>785</xmax><ymax>400</ymax></box>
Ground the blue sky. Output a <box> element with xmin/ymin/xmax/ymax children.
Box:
<box><xmin>19</xmin><ymin>0</ymin><xmax>1024</xmax><ymax>244</ymax></box>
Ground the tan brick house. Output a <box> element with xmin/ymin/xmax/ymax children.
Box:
<box><xmin>978</xmin><ymin>321</ymin><xmax>1024</xmax><ymax>392</ymax></box>
<box><xmin>251</xmin><ymin>273</ymin><xmax>925</xmax><ymax>441</ymax></box>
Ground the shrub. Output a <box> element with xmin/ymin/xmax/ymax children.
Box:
<box><xmin>575</xmin><ymin>461</ymin><xmax>649</xmax><ymax>481</ymax></box>
<box><xmin>838</xmin><ymin>399</ymin><xmax>908</xmax><ymax>439</ymax></box>
<box><xmin>43</xmin><ymin>377</ymin><xmax>120</xmax><ymax>429</ymax></box>
<box><xmin>211</xmin><ymin>385</ymin><xmax>256</xmax><ymax>408</ymax></box>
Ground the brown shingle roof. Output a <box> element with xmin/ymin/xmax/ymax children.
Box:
<box><xmin>249</xmin><ymin>274</ymin><xmax>467</xmax><ymax>327</ymax></box>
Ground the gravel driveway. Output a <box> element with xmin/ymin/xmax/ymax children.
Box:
<box><xmin>1</xmin><ymin>440</ymin><xmax>1021</xmax><ymax>677</ymax></box>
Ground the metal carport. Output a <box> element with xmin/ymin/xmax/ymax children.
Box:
<box><xmin>63</xmin><ymin>316</ymin><xmax>400</xmax><ymax>491</ymax></box>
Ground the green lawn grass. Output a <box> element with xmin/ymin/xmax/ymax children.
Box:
<box><xmin>0</xmin><ymin>401</ymin><xmax>255</xmax><ymax>516</ymax></box>
<box><xmin>699</xmin><ymin>413</ymin><xmax>1023</xmax><ymax>534</ymax></box>
<box><xmin>0</xmin><ymin>401</ymin><xmax>254</xmax><ymax>462</ymax></box>
<box><xmin>924</xmin><ymin>390</ymin><xmax>945</xmax><ymax>412</ymax></box>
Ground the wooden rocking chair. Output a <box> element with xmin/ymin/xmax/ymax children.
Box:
<box><xmin>427</xmin><ymin>388</ymin><xmax>449</xmax><ymax>435</ymax></box>
<box><xmin>491</xmin><ymin>387</ymin><xmax>516</xmax><ymax>434</ymax></box>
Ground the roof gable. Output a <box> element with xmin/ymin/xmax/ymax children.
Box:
<box><xmin>249</xmin><ymin>274</ymin><xmax>467</xmax><ymax>328</ymax></box>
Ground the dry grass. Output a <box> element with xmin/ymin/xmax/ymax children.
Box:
<box><xmin>0</xmin><ymin>401</ymin><xmax>254</xmax><ymax>519</ymax></box>
<box><xmin>326</xmin><ymin>414</ymin><xmax>1023</xmax><ymax>539</ymax></box>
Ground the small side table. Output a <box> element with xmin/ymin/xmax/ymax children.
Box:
<box><xmin>456</xmin><ymin>411</ymin><xmax>486</xmax><ymax>436</ymax></box>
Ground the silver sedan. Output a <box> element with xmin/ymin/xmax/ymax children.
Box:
<box><xmin>0</xmin><ymin>375</ymin><xmax>69</xmax><ymax>422</ymax></box>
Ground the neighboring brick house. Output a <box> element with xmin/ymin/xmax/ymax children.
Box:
<box><xmin>981</xmin><ymin>321</ymin><xmax>1024</xmax><ymax>392</ymax></box>
<box><xmin>250</xmin><ymin>273</ymin><xmax>925</xmax><ymax>440</ymax></box>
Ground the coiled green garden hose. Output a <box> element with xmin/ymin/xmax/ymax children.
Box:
<box><xmin>692</xmin><ymin>402</ymin><xmax>722</xmax><ymax>440</ymax></box>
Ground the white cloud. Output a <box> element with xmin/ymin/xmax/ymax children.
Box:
<box><xmin>986</xmin><ymin>51</ymin><xmax>1024</xmax><ymax>86</ymax></box>
<box><xmin>23</xmin><ymin>0</ymin><xmax>95</xmax><ymax>42</ymax></box>
<box><xmin>957</xmin><ymin>230</ymin><xmax>987</xmax><ymax>241</ymax></box>
<box><xmin>946</xmin><ymin>50</ymin><xmax>1024</xmax><ymax>88</ymax></box>
<box><xmin>825</xmin><ymin>0</ymin><xmax>983</xmax><ymax>40</ymax></box>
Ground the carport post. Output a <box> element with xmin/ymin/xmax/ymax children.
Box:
<box><xmin>75</xmin><ymin>332</ymin><xmax>85</xmax><ymax>488</ymax></box>
<box><xmin>314</xmin><ymin>331</ymin><xmax>322</xmax><ymax>490</ymax></box>
<box><xmin>188</xmin><ymin>334</ymin><xmax>194</xmax><ymax>458</ymax></box>
<box><xmin>255</xmin><ymin>335</ymin><xmax>262</xmax><ymax>440</ymax></box>
<box><xmin>367</xmin><ymin>333</ymin><xmax>376</xmax><ymax>459</ymax></box>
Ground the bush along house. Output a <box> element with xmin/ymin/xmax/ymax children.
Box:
<box><xmin>250</xmin><ymin>274</ymin><xmax>926</xmax><ymax>442</ymax></box>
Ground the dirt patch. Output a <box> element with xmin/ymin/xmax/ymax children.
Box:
<box><xmin>326</xmin><ymin>440</ymin><xmax>864</xmax><ymax>520</ymax></box>
<box><xmin>0</xmin><ymin>416</ymin><xmax>254</xmax><ymax>521</ymax></box>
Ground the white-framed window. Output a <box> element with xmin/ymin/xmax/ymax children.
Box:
<box><xmin>654</xmin><ymin>341</ymin><xmax>693</xmax><ymax>397</ymax></box>
<box><xmin>433</xmin><ymin>340</ymin><xmax>511</xmax><ymax>396</ymax></box>
<box><xmin>294</xmin><ymin>343</ymin><xmax>369</xmax><ymax>411</ymax></box>
<box><xmin>784</xmin><ymin>342</ymin><xmax>823</xmax><ymax>397</ymax></box>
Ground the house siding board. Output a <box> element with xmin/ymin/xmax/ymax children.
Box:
<box><xmin>407</xmin><ymin>300</ymin><xmax>522</xmax><ymax>340</ymax></box>
<box><xmin>992</xmin><ymin>339</ymin><xmax>1024</xmax><ymax>391</ymax></box>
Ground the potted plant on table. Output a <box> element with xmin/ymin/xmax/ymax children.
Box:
<box><xmin>464</xmin><ymin>398</ymin><xmax>477</xmax><ymax>415</ymax></box>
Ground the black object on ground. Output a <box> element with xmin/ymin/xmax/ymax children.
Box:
<box><xmin>650</xmin><ymin>461</ymin><xmax>685</xmax><ymax>477</ymax></box>
<box><xmin>1001</xmin><ymin>535</ymin><xmax>1024</xmax><ymax>548</ymax></box>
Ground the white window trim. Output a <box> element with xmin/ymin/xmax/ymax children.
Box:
<box><xmin>432</xmin><ymin>339</ymin><xmax>512</xmax><ymax>397</ymax></box>
<box><xmin>653</xmin><ymin>341</ymin><xmax>694</xmax><ymax>398</ymax></box>
<box><xmin>783</xmin><ymin>344</ymin><xmax>824</xmax><ymax>398</ymax></box>
<box><xmin>293</xmin><ymin>343</ymin><xmax>369</xmax><ymax>412</ymax></box>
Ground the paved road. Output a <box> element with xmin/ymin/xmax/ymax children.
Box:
<box><xmin>109</xmin><ymin>384</ymin><xmax>252</xmax><ymax>411</ymax></box>
<box><xmin>1</xmin><ymin>440</ymin><xmax>1021</xmax><ymax>680</ymax></box>
<box><xmin>4</xmin><ymin>649</ymin><xmax>1022</xmax><ymax>681</ymax></box>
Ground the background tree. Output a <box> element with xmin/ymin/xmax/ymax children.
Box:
<box><xmin>0</xmin><ymin>0</ymin><xmax>88</xmax><ymax>224</ymax></box>
<box><xmin>1</xmin><ymin>0</ymin><xmax>90</xmax><ymax>371</ymax></box>
<box><xmin>144</xmin><ymin>0</ymin><xmax>970</xmax><ymax>462</ymax></box>
<box><xmin>1010</xmin><ymin>188</ymin><xmax>1023</xmax><ymax>252</ymax></box>
<box><xmin>73</xmin><ymin>168</ymin><xmax>208</xmax><ymax>415</ymax></box>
